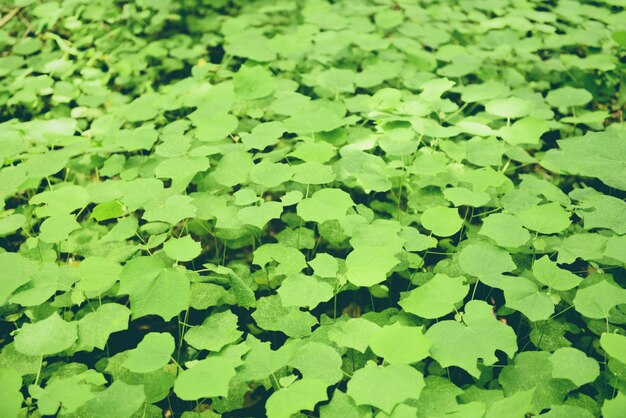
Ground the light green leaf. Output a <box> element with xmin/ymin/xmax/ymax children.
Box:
<box><xmin>250</xmin><ymin>161</ymin><xmax>294</xmax><ymax>188</ymax></box>
<box><xmin>297</xmin><ymin>188</ymin><xmax>354</xmax><ymax>223</ymax></box>
<box><xmin>516</xmin><ymin>203</ymin><xmax>571</xmax><ymax>234</ymax></box>
<box><xmin>573</xmin><ymin>279</ymin><xmax>626</xmax><ymax>319</ymax></box>
<box><xmin>0</xmin><ymin>214</ymin><xmax>26</xmax><ymax>235</ymax></box>
<box><xmin>458</xmin><ymin>241</ymin><xmax>516</xmax><ymax>279</ymax></box>
<box><xmin>600</xmin><ymin>333</ymin><xmax>626</xmax><ymax>364</ymax></box>
<box><xmin>91</xmin><ymin>200</ymin><xmax>124</xmax><ymax>222</ymax></box>
<box><xmin>347</xmin><ymin>363</ymin><xmax>425</xmax><ymax>414</ymax></box>
<box><xmin>399</xmin><ymin>274</ymin><xmax>469</xmax><ymax>319</ymax></box>
<box><xmin>308</xmin><ymin>253</ymin><xmax>338</xmax><ymax>278</ymax></box>
<box><xmin>238</xmin><ymin>201</ymin><xmax>283</xmax><ymax>229</ymax></box>
<box><xmin>122</xmin><ymin>333</ymin><xmax>174</xmax><ymax>373</ymax></box>
<box><xmin>76</xmin><ymin>256</ymin><xmax>122</xmax><ymax>295</ymax></box>
<box><xmin>184</xmin><ymin>310</ymin><xmax>242</xmax><ymax>352</ymax></box>
<box><xmin>163</xmin><ymin>235</ymin><xmax>202</xmax><ymax>262</ymax></box>
<box><xmin>277</xmin><ymin>273</ymin><xmax>334</xmax><ymax>309</ymax></box>
<box><xmin>478</xmin><ymin>214</ymin><xmax>530</xmax><ymax>248</ymax></box>
<box><xmin>120</xmin><ymin>257</ymin><xmax>191</xmax><ymax>321</ymax></box>
<box><xmin>499</xmin><ymin>276</ymin><xmax>554</xmax><ymax>321</ymax></box>
<box><xmin>75</xmin><ymin>303</ymin><xmax>130</xmax><ymax>352</ymax></box>
<box><xmin>541</xmin><ymin>132</ymin><xmax>626</xmax><ymax>191</ymax></box>
<box><xmin>72</xmin><ymin>380</ymin><xmax>145</xmax><ymax>418</ymax></box>
<box><xmin>142</xmin><ymin>195</ymin><xmax>196</xmax><ymax>225</ymax></box>
<box><xmin>252</xmin><ymin>244</ymin><xmax>307</xmax><ymax>276</ymax></box>
<box><xmin>319</xmin><ymin>390</ymin><xmax>372</xmax><ymax>418</ymax></box>
<box><xmin>14</xmin><ymin>312</ymin><xmax>77</xmax><ymax>356</ymax></box>
<box><xmin>266</xmin><ymin>379</ymin><xmax>329</xmax><ymax>418</ymax></box>
<box><xmin>252</xmin><ymin>295</ymin><xmax>317</xmax><ymax>338</ymax></box>
<box><xmin>532</xmin><ymin>256</ymin><xmax>582</xmax><ymax>291</ymax></box>
<box><xmin>234</xmin><ymin>65</ymin><xmax>275</xmax><ymax>100</ymax></box>
<box><xmin>549</xmin><ymin>347</ymin><xmax>599</xmax><ymax>386</ymax></box>
<box><xmin>426</xmin><ymin>300</ymin><xmax>517</xmax><ymax>378</ymax></box>
<box><xmin>421</xmin><ymin>206</ymin><xmax>463</xmax><ymax>237</ymax></box>
<box><xmin>174</xmin><ymin>357</ymin><xmax>237</xmax><ymax>400</ymax></box>
<box><xmin>346</xmin><ymin>247</ymin><xmax>399</xmax><ymax>287</ymax></box>
<box><xmin>38</xmin><ymin>214</ymin><xmax>81</xmax><ymax>243</ymax></box>
<box><xmin>602</xmin><ymin>392</ymin><xmax>626</xmax><ymax>418</ymax></box>
<box><xmin>369</xmin><ymin>323</ymin><xmax>431</xmax><ymax>364</ymax></box>
<box><xmin>327</xmin><ymin>318</ymin><xmax>381</xmax><ymax>353</ymax></box>
<box><xmin>485</xmin><ymin>97</ymin><xmax>532</xmax><ymax>119</ymax></box>
<box><xmin>288</xmin><ymin>342</ymin><xmax>343</xmax><ymax>385</ymax></box>
<box><xmin>546</xmin><ymin>87</ymin><xmax>592</xmax><ymax>108</ymax></box>
<box><xmin>0</xmin><ymin>369</ymin><xmax>22</xmax><ymax>418</ymax></box>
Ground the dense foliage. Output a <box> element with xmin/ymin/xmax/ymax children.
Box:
<box><xmin>1</xmin><ymin>0</ymin><xmax>626</xmax><ymax>416</ymax></box>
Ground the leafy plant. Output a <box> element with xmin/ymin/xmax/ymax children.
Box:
<box><xmin>1</xmin><ymin>0</ymin><xmax>625</xmax><ymax>417</ymax></box>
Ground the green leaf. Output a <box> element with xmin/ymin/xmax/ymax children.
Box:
<box><xmin>548</xmin><ymin>347</ymin><xmax>599</xmax><ymax>386</ymax></box>
<box><xmin>478</xmin><ymin>214</ymin><xmax>530</xmax><ymax>248</ymax></box>
<box><xmin>573</xmin><ymin>279</ymin><xmax>626</xmax><ymax>319</ymax></box>
<box><xmin>120</xmin><ymin>257</ymin><xmax>190</xmax><ymax>321</ymax></box>
<box><xmin>458</xmin><ymin>241</ymin><xmax>516</xmax><ymax>279</ymax></box>
<box><xmin>327</xmin><ymin>318</ymin><xmax>381</xmax><ymax>353</ymax></box>
<box><xmin>499</xmin><ymin>352</ymin><xmax>574</xmax><ymax>413</ymax></box>
<box><xmin>233</xmin><ymin>65</ymin><xmax>275</xmax><ymax>100</ymax></box>
<box><xmin>296</xmin><ymin>188</ymin><xmax>354</xmax><ymax>223</ymax></box>
<box><xmin>602</xmin><ymin>392</ymin><xmax>626</xmax><ymax>418</ymax></box>
<box><xmin>0</xmin><ymin>252</ymin><xmax>36</xmax><ymax>305</ymax></box>
<box><xmin>76</xmin><ymin>256</ymin><xmax>122</xmax><ymax>295</ymax></box>
<box><xmin>238</xmin><ymin>201</ymin><xmax>283</xmax><ymax>229</ymax></box>
<box><xmin>485</xmin><ymin>97</ymin><xmax>532</xmax><ymax>119</ymax></box>
<box><xmin>369</xmin><ymin>323</ymin><xmax>431</xmax><ymax>364</ymax></box>
<box><xmin>485</xmin><ymin>389</ymin><xmax>534</xmax><ymax>418</ymax></box>
<box><xmin>0</xmin><ymin>214</ymin><xmax>26</xmax><ymax>235</ymax></box>
<box><xmin>541</xmin><ymin>405</ymin><xmax>595</xmax><ymax>418</ymax></box>
<box><xmin>346</xmin><ymin>363</ymin><xmax>425</xmax><ymax>414</ymax></box>
<box><xmin>499</xmin><ymin>275</ymin><xmax>554</xmax><ymax>321</ymax></box>
<box><xmin>292</xmin><ymin>161</ymin><xmax>335</xmax><ymax>184</ymax></box>
<box><xmin>545</xmin><ymin>87</ymin><xmax>592</xmax><ymax>108</ymax></box>
<box><xmin>319</xmin><ymin>390</ymin><xmax>372</xmax><ymax>418</ymax></box>
<box><xmin>600</xmin><ymin>333</ymin><xmax>626</xmax><ymax>364</ymax></box>
<box><xmin>122</xmin><ymin>333</ymin><xmax>174</xmax><ymax>373</ymax></box>
<box><xmin>252</xmin><ymin>244</ymin><xmax>307</xmax><ymax>276</ymax></box>
<box><xmin>91</xmin><ymin>200</ymin><xmax>125</xmax><ymax>222</ymax></box>
<box><xmin>516</xmin><ymin>203</ymin><xmax>571</xmax><ymax>234</ymax></box>
<box><xmin>14</xmin><ymin>312</ymin><xmax>77</xmax><ymax>356</ymax></box>
<box><xmin>142</xmin><ymin>195</ymin><xmax>196</xmax><ymax>225</ymax></box>
<box><xmin>163</xmin><ymin>235</ymin><xmax>202</xmax><ymax>262</ymax></box>
<box><xmin>266</xmin><ymin>379</ymin><xmax>329</xmax><ymax>418</ymax></box>
<box><xmin>0</xmin><ymin>369</ymin><xmax>22</xmax><ymax>418</ymax></box>
<box><xmin>174</xmin><ymin>357</ymin><xmax>237</xmax><ymax>400</ymax></box>
<box><xmin>184</xmin><ymin>310</ymin><xmax>242</xmax><ymax>352</ymax></box>
<box><xmin>420</xmin><ymin>206</ymin><xmax>463</xmax><ymax>237</ymax></box>
<box><xmin>75</xmin><ymin>303</ymin><xmax>131</xmax><ymax>352</ymax></box>
<box><xmin>250</xmin><ymin>161</ymin><xmax>294</xmax><ymax>188</ymax></box>
<box><xmin>38</xmin><ymin>214</ymin><xmax>81</xmax><ymax>243</ymax></box>
<box><xmin>426</xmin><ymin>300</ymin><xmax>517</xmax><ymax>378</ymax></box>
<box><xmin>288</xmin><ymin>342</ymin><xmax>343</xmax><ymax>385</ymax></box>
<box><xmin>308</xmin><ymin>253</ymin><xmax>338</xmax><ymax>278</ymax></box>
<box><xmin>443</xmin><ymin>187</ymin><xmax>490</xmax><ymax>207</ymax></box>
<box><xmin>571</xmin><ymin>188</ymin><xmax>626</xmax><ymax>234</ymax></box>
<box><xmin>33</xmin><ymin>369</ymin><xmax>106</xmax><ymax>415</ymax></box>
<box><xmin>72</xmin><ymin>380</ymin><xmax>146</xmax><ymax>418</ymax></box>
<box><xmin>399</xmin><ymin>274</ymin><xmax>469</xmax><ymax>319</ymax></box>
<box><xmin>532</xmin><ymin>256</ymin><xmax>582</xmax><ymax>291</ymax></box>
<box><xmin>284</xmin><ymin>101</ymin><xmax>345</xmax><ymax>134</ymax></box>
<box><xmin>346</xmin><ymin>247</ymin><xmax>399</xmax><ymax>287</ymax></box>
<box><xmin>252</xmin><ymin>295</ymin><xmax>317</xmax><ymax>338</ymax></box>
<box><xmin>277</xmin><ymin>273</ymin><xmax>334</xmax><ymax>309</ymax></box>
<box><xmin>541</xmin><ymin>132</ymin><xmax>626</xmax><ymax>191</ymax></box>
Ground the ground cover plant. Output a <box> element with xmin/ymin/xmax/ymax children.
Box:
<box><xmin>1</xmin><ymin>0</ymin><xmax>626</xmax><ymax>416</ymax></box>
